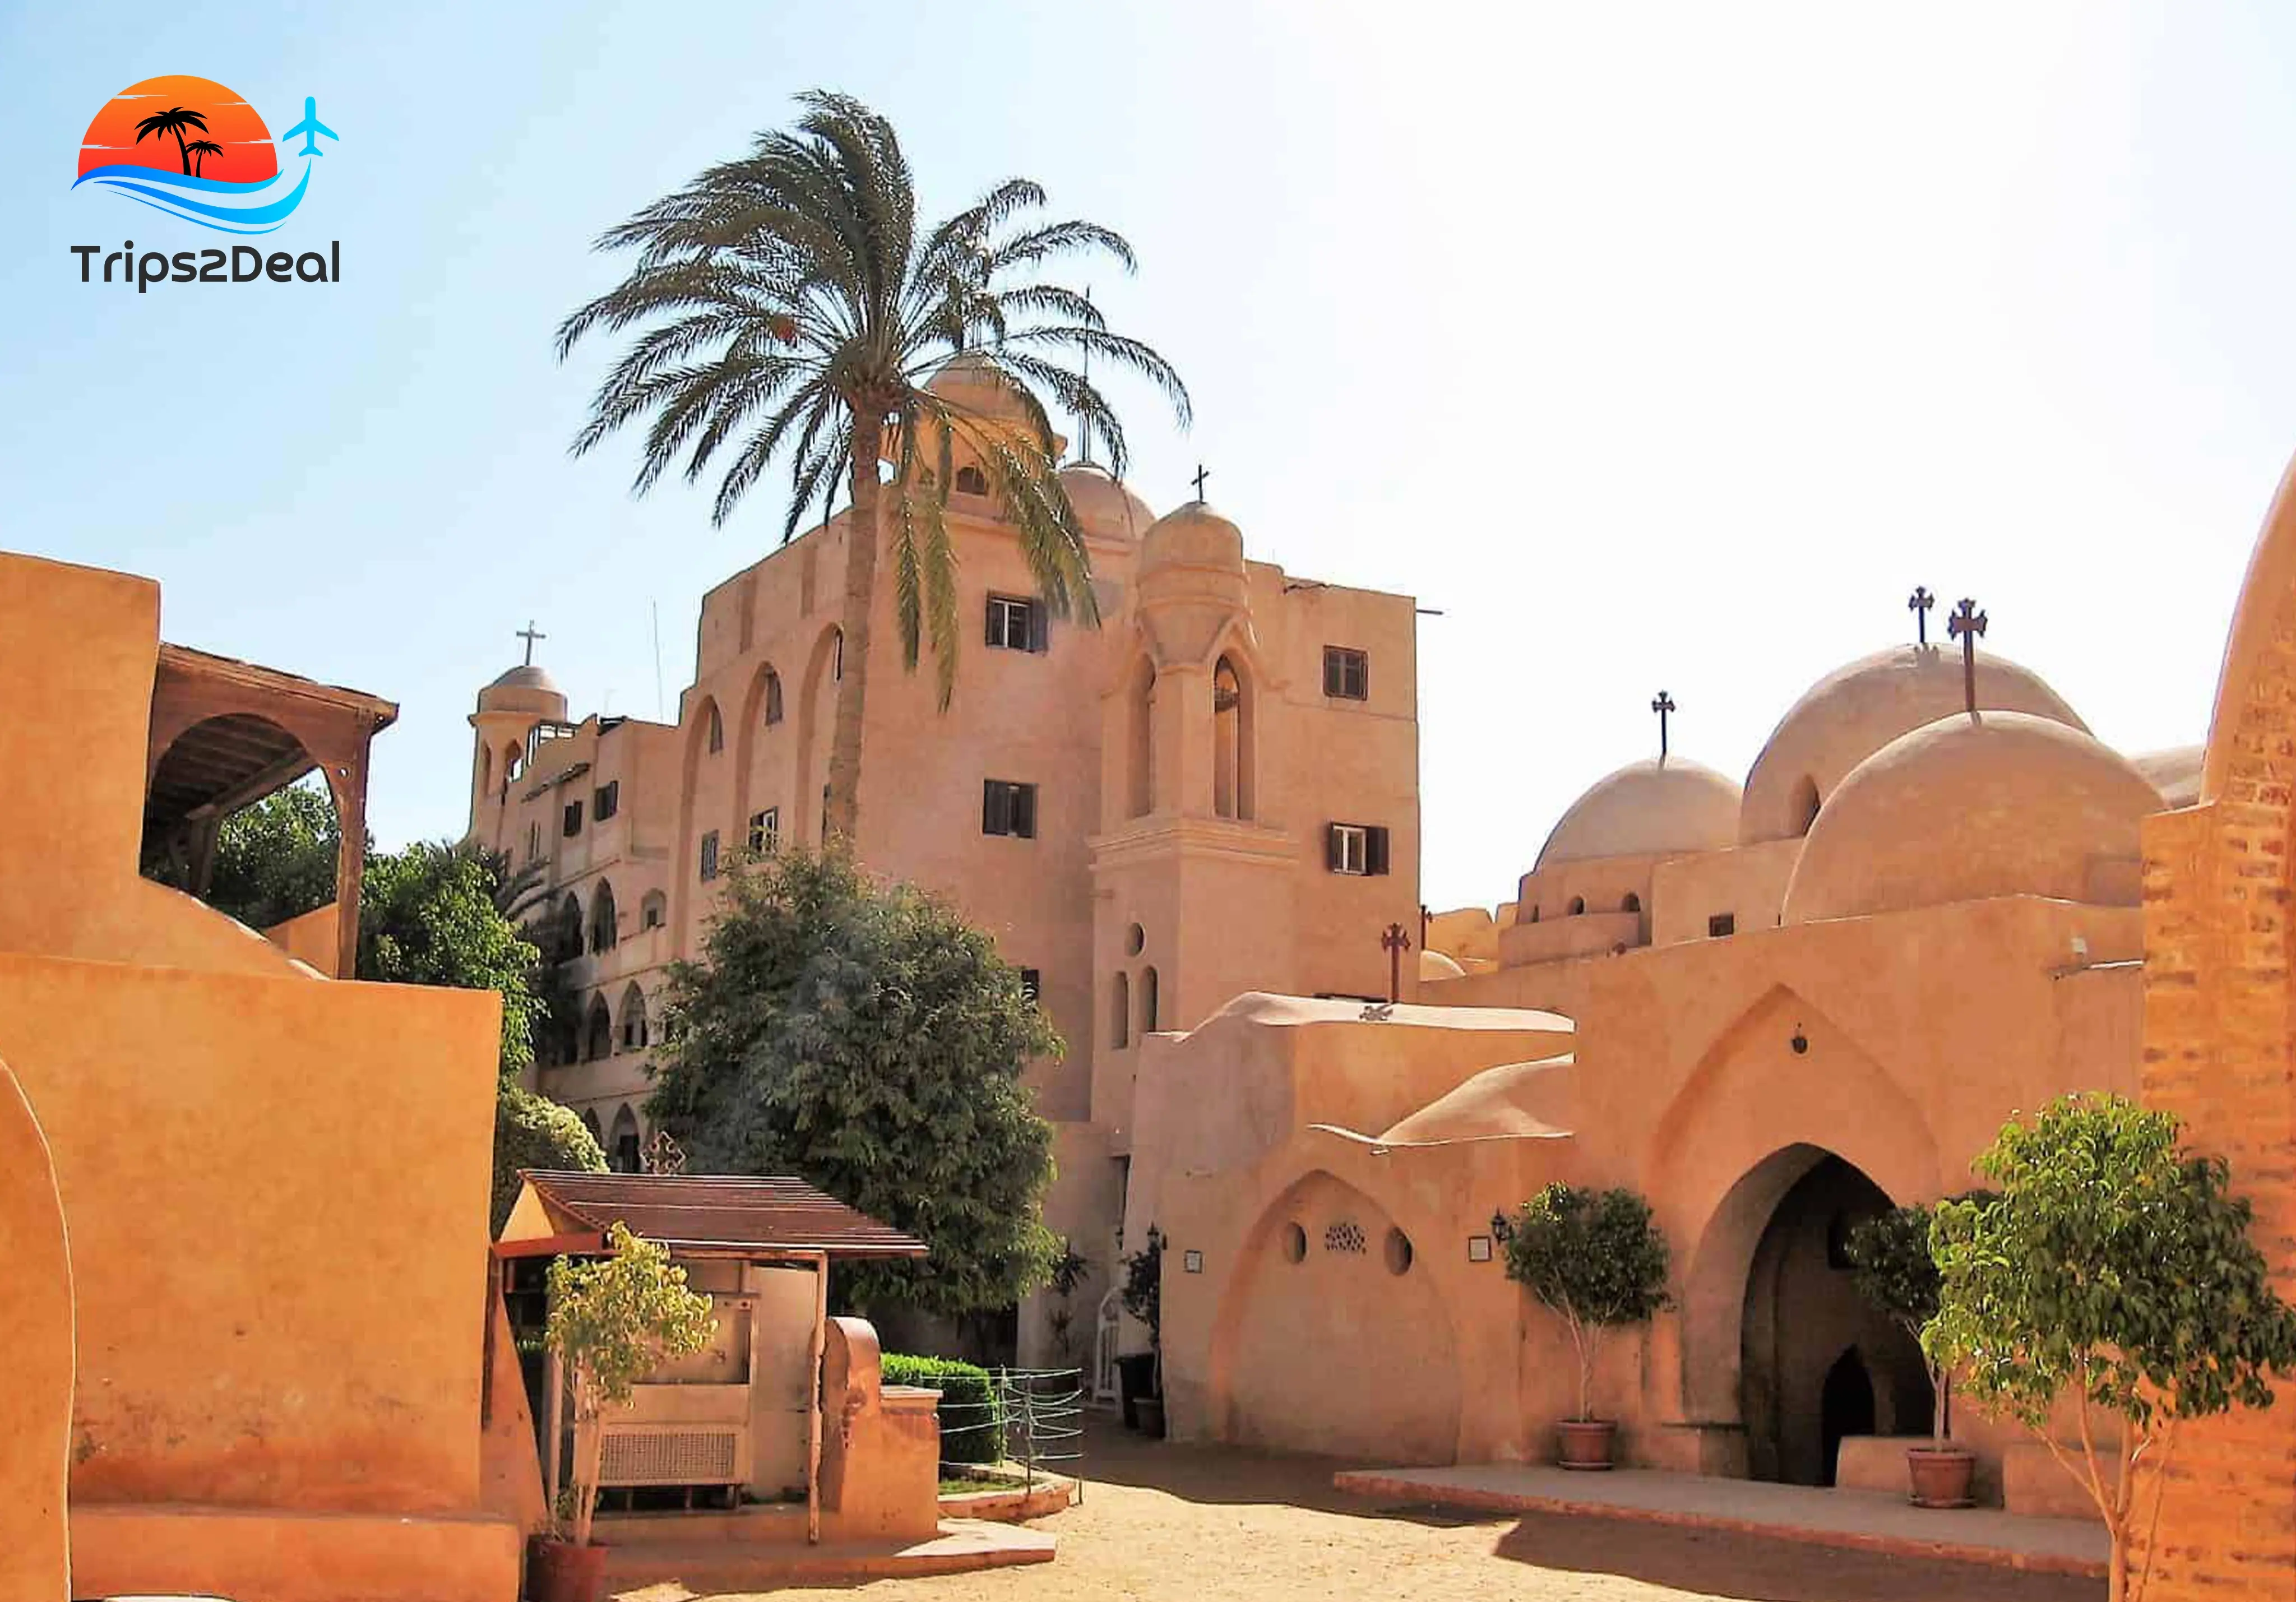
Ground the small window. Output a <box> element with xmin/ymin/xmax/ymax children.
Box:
<box><xmin>706</xmin><ymin>703</ymin><xmax>724</xmax><ymax>754</ymax></box>
<box><xmin>1323</xmin><ymin>647</ymin><xmax>1369</xmax><ymax>701</ymax></box>
<box><xmin>699</xmin><ymin>830</ymin><xmax>721</xmax><ymax>882</ymax></box>
<box><xmin>955</xmin><ymin>464</ymin><xmax>989</xmax><ymax>496</ymax></box>
<box><xmin>749</xmin><ymin>808</ymin><xmax>779</xmax><ymax>854</ymax></box>
<box><xmin>1141</xmin><ymin>965</ymin><xmax>1160</xmax><ymax>1033</ymax></box>
<box><xmin>763</xmin><ymin>669</ymin><xmax>784</xmax><ymax>725</ymax></box>
<box><xmin>1325</xmin><ymin>822</ymin><xmax>1391</xmax><ymax>876</ymax></box>
<box><xmin>526</xmin><ymin>821</ymin><xmax>541</xmax><ymax>862</ymax></box>
<box><xmin>593</xmin><ymin>780</ymin><xmax>618</xmax><ymax>822</ymax></box>
<box><xmin>1622</xmin><ymin>892</ymin><xmax>1641</xmax><ymax>914</ymax></box>
<box><xmin>1709</xmin><ymin>913</ymin><xmax>1736</xmax><ymax>938</ymax></box>
<box><xmin>640</xmin><ymin>891</ymin><xmax>666</xmax><ymax>930</ymax></box>
<box><xmin>1019</xmin><ymin>967</ymin><xmax>1041</xmax><ymax>1004</ymax></box>
<box><xmin>1567</xmin><ymin>896</ymin><xmax>1586</xmax><ymax>915</ymax></box>
<box><xmin>832</xmin><ymin>629</ymin><xmax>844</xmax><ymax>680</ymax></box>
<box><xmin>562</xmin><ymin>800</ymin><xmax>584</xmax><ymax>839</ymax></box>
<box><xmin>983</xmin><ymin>779</ymin><xmax>1039</xmax><ymax>839</ymax></box>
<box><xmin>987</xmin><ymin>594</ymin><xmax>1048</xmax><ymax>652</ymax></box>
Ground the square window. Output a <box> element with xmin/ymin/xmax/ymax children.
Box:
<box><xmin>1323</xmin><ymin>647</ymin><xmax>1370</xmax><ymax>701</ymax></box>
<box><xmin>699</xmin><ymin>830</ymin><xmax>720</xmax><ymax>882</ymax></box>
<box><xmin>594</xmin><ymin>780</ymin><xmax>619</xmax><ymax>822</ymax></box>
<box><xmin>1326</xmin><ymin>822</ymin><xmax>1391</xmax><ymax>876</ymax></box>
<box><xmin>982</xmin><ymin>779</ymin><xmax>1039</xmax><ymax>839</ymax></box>
<box><xmin>562</xmin><ymin>799</ymin><xmax>584</xmax><ymax>838</ymax></box>
<box><xmin>1468</xmin><ymin>1235</ymin><xmax>1494</xmax><ymax>1264</ymax></box>
<box><xmin>749</xmin><ymin>807</ymin><xmax>779</xmax><ymax>854</ymax></box>
<box><xmin>987</xmin><ymin>594</ymin><xmax>1046</xmax><ymax>652</ymax></box>
<box><xmin>1709</xmin><ymin>913</ymin><xmax>1736</xmax><ymax>938</ymax></box>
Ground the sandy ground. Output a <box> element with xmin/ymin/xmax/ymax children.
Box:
<box><xmin>650</xmin><ymin>1418</ymin><xmax>2106</xmax><ymax>1602</ymax></box>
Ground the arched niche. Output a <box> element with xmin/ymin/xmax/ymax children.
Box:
<box><xmin>609</xmin><ymin>1104</ymin><xmax>641</xmax><ymax>1173</ymax></box>
<box><xmin>1212</xmin><ymin>653</ymin><xmax>1256</xmax><ymax>821</ymax></box>
<box><xmin>589</xmin><ymin>878</ymin><xmax>618</xmax><ymax>953</ymax></box>
<box><xmin>1124</xmin><ymin>655</ymin><xmax>1157</xmax><ymax>819</ymax></box>
<box><xmin>617</xmin><ymin>982</ymin><xmax>649</xmax><ymax>1052</ymax></box>
<box><xmin>1208</xmin><ymin>1169</ymin><xmax>1460</xmax><ymax>1463</ymax></box>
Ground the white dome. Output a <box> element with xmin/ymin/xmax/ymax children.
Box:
<box><xmin>1535</xmin><ymin>757</ymin><xmax>1742</xmax><ymax>869</ymax></box>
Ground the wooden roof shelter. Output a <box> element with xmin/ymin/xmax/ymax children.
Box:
<box><xmin>142</xmin><ymin>643</ymin><xmax>397</xmax><ymax>977</ymax></box>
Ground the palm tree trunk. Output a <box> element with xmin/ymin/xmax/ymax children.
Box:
<box><xmin>827</xmin><ymin>410</ymin><xmax>883</xmax><ymax>844</ymax></box>
<box><xmin>173</xmin><ymin>129</ymin><xmax>192</xmax><ymax>175</ymax></box>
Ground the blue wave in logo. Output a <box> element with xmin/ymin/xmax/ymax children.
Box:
<box><xmin>71</xmin><ymin>161</ymin><xmax>312</xmax><ymax>235</ymax></box>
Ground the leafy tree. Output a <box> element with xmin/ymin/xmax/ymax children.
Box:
<box><xmin>1504</xmin><ymin>1184</ymin><xmax>1673</xmax><ymax>1423</ymax></box>
<box><xmin>1928</xmin><ymin>1094</ymin><xmax>2296</xmax><ymax>1602</ymax></box>
<box><xmin>492</xmin><ymin>1082</ymin><xmax>607</xmax><ymax>1233</ymax></box>
<box><xmin>360</xmin><ymin>839</ymin><xmax>546</xmax><ymax>1080</ymax></box>
<box><xmin>647</xmin><ymin>846</ymin><xmax>1061</xmax><ymax>1316</ymax></box>
<box><xmin>1845</xmin><ymin>1195</ymin><xmax>1993</xmax><ymax>1447</ymax></box>
<box><xmin>558</xmin><ymin>89</ymin><xmax>1189</xmax><ymax>841</ymax></box>
<box><xmin>165</xmin><ymin>776</ymin><xmax>343</xmax><ymax>933</ymax></box>
<box><xmin>546</xmin><ymin>1222</ymin><xmax>718</xmax><ymax>1548</ymax></box>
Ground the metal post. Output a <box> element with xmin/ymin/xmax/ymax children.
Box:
<box><xmin>544</xmin><ymin>1346</ymin><xmax>564</xmax><ymax>1519</ymax></box>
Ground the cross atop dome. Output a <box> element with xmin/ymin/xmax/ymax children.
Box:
<box><xmin>516</xmin><ymin>620</ymin><xmax>546</xmax><ymax>666</ymax></box>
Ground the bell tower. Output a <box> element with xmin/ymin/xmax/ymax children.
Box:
<box><xmin>467</xmin><ymin>626</ymin><xmax>567</xmax><ymax>841</ymax></box>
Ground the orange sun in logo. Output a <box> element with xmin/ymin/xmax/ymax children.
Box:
<box><xmin>77</xmin><ymin>75</ymin><xmax>278</xmax><ymax>184</ymax></box>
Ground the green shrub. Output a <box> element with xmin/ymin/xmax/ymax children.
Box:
<box><xmin>882</xmin><ymin>1353</ymin><xmax>1007</xmax><ymax>1465</ymax></box>
<box><xmin>1503</xmin><ymin>1183</ymin><xmax>1672</xmax><ymax>1422</ymax></box>
<box><xmin>490</xmin><ymin>1082</ymin><xmax>606</xmax><ymax>1233</ymax></box>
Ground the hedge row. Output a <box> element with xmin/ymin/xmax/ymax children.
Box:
<box><xmin>881</xmin><ymin>1353</ymin><xmax>1007</xmax><ymax>1465</ymax></box>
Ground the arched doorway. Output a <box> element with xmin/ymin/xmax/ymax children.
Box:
<box><xmin>1739</xmin><ymin>1152</ymin><xmax>1932</xmax><ymax>1485</ymax></box>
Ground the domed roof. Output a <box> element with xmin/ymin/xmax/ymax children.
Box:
<box><xmin>1059</xmin><ymin>464</ymin><xmax>1153</xmax><ymax>540</ymax></box>
<box><xmin>1419</xmin><ymin>948</ymin><xmax>1466</xmax><ymax>982</ymax></box>
<box><xmin>1140</xmin><ymin>501</ymin><xmax>1245</xmax><ymax>576</ymax></box>
<box><xmin>478</xmin><ymin>661</ymin><xmax>566</xmax><ymax>717</ymax></box>
<box><xmin>1780</xmin><ymin>710</ymin><xmax>2163</xmax><ymax>925</ymax></box>
<box><xmin>927</xmin><ymin>353</ymin><xmax>1032</xmax><ymax>422</ymax></box>
<box><xmin>1741</xmin><ymin>645</ymin><xmax>2085</xmax><ymax>844</ymax></box>
<box><xmin>1534</xmin><ymin>757</ymin><xmax>1743</xmax><ymax>871</ymax></box>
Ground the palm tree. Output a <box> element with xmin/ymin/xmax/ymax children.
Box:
<box><xmin>133</xmin><ymin>106</ymin><xmax>210</xmax><ymax>175</ymax></box>
<box><xmin>184</xmin><ymin>139</ymin><xmax>224</xmax><ymax>178</ymax></box>
<box><xmin>557</xmin><ymin>91</ymin><xmax>1187</xmax><ymax>843</ymax></box>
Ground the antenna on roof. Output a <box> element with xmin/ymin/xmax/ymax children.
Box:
<box><xmin>1077</xmin><ymin>287</ymin><xmax>1095</xmax><ymax>467</ymax></box>
<box><xmin>650</xmin><ymin>601</ymin><xmax>665</xmax><ymax>722</ymax></box>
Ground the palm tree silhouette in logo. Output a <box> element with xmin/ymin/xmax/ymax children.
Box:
<box><xmin>184</xmin><ymin>140</ymin><xmax>224</xmax><ymax>178</ymax></box>
<box><xmin>133</xmin><ymin>106</ymin><xmax>210</xmax><ymax>175</ymax></box>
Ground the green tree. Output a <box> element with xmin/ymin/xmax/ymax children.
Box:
<box><xmin>492</xmin><ymin>1081</ymin><xmax>606</xmax><ymax>1233</ymax></box>
<box><xmin>1928</xmin><ymin>1094</ymin><xmax>2296</xmax><ymax>1602</ymax></box>
<box><xmin>647</xmin><ymin>846</ymin><xmax>1061</xmax><ymax>1315</ymax></box>
<box><xmin>360</xmin><ymin>839</ymin><xmax>547</xmax><ymax>1079</ymax></box>
<box><xmin>557</xmin><ymin>90</ymin><xmax>1188</xmax><ymax>841</ymax></box>
<box><xmin>1845</xmin><ymin>1196</ymin><xmax>1992</xmax><ymax>1447</ymax></box>
<box><xmin>1504</xmin><ymin>1184</ymin><xmax>1673</xmax><ymax>1423</ymax></box>
<box><xmin>546</xmin><ymin>1221</ymin><xmax>718</xmax><ymax>1548</ymax></box>
<box><xmin>170</xmin><ymin>776</ymin><xmax>343</xmax><ymax>933</ymax></box>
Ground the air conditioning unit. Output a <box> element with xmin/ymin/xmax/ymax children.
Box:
<box><xmin>599</xmin><ymin>1420</ymin><xmax>749</xmax><ymax>1487</ymax></box>
<box><xmin>594</xmin><ymin>1292</ymin><xmax>759</xmax><ymax>1493</ymax></box>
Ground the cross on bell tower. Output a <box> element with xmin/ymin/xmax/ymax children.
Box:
<box><xmin>516</xmin><ymin>620</ymin><xmax>546</xmax><ymax>666</ymax></box>
<box><xmin>1191</xmin><ymin>464</ymin><xmax>1210</xmax><ymax>501</ymax></box>
<box><xmin>1651</xmin><ymin>691</ymin><xmax>1676</xmax><ymax>760</ymax></box>
<box><xmin>1909</xmin><ymin>586</ymin><xmax>1934</xmax><ymax>646</ymax></box>
<box><xmin>1947</xmin><ymin>597</ymin><xmax>1987</xmax><ymax>715</ymax></box>
<box><xmin>1381</xmin><ymin>922</ymin><xmax>1413</xmax><ymax>1004</ymax></box>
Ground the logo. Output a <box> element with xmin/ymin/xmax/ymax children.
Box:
<box><xmin>73</xmin><ymin>75</ymin><xmax>335</xmax><ymax>235</ymax></box>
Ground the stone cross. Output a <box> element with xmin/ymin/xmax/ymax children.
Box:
<box><xmin>1651</xmin><ymin>691</ymin><xmax>1676</xmax><ymax>760</ymax></box>
<box><xmin>1909</xmin><ymin>586</ymin><xmax>1934</xmax><ymax>646</ymax></box>
<box><xmin>1948</xmin><ymin>597</ymin><xmax>1987</xmax><ymax>715</ymax></box>
<box><xmin>1381</xmin><ymin>922</ymin><xmax>1412</xmax><ymax>1004</ymax></box>
<box><xmin>1191</xmin><ymin>464</ymin><xmax>1210</xmax><ymax>501</ymax></box>
<box><xmin>642</xmin><ymin>1128</ymin><xmax>687</xmax><ymax>1177</ymax></box>
<box><xmin>517</xmin><ymin>620</ymin><xmax>546</xmax><ymax>666</ymax></box>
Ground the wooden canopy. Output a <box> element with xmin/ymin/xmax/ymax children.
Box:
<box><xmin>498</xmin><ymin>1170</ymin><xmax>929</xmax><ymax>1261</ymax></box>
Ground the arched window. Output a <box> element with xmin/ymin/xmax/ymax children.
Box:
<box><xmin>1622</xmin><ymin>892</ymin><xmax>1642</xmax><ymax>914</ymax></box>
<box><xmin>955</xmin><ymin>464</ymin><xmax>988</xmax><ymax>496</ymax></box>
<box><xmin>478</xmin><ymin>744</ymin><xmax>493</xmax><ymax>797</ymax></box>
<box><xmin>506</xmin><ymin>743</ymin><xmax>526</xmax><ymax>784</ymax></box>
<box><xmin>589</xmin><ymin>879</ymin><xmax>618</xmax><ymax>952</ymax></box>
<box><xmin>1126</xmin><ymin>658</ymin><xmax>1156</xmax><ymax>819</ymax></box>
<box><xmin>556</xmin><ymin>892</ymin><xmax>584</xmax><ymax>963</ymax></box>
<box><xmin>1112</xmin><ymin>971</ymin><xmax>1131</xmax><ymax>1049</ymax></box>
<box><xmin>1212</xmin><ymin>654</ymin><xmax>1254</xmax><ymax>820</ymax></box>
<box><xmin>585</xmin><ymin>994</ymin><xmax>613</xmax><ymax>1062</ymax></box>
<box><xmin>640</xmin><ymin>890</ymin><xmax>667</xmax><ymax>930</ymax></box>
<box><xmin>618</xmin><ymin>982</ymin><xmax>649</xmax><ymax>1052</ymax></box>
<box><xmin>832</xmin><ymin>629</ymin><xmax>844</xmax><ymax>681</ymax></box>
<box><xmin>1528</xmin><ymin>905</ymin><xmax>1541</xmax><ymax>924</ymax></box>
<box><xmin>1567</xmin><ymin>896</ymin><xmax>1586</xmax><ymax>916</ymax></box>
<box><xmin>1141</xmin><ymin>966</ymin><xmax>1160</xmax><ymax>1035</ymax></box>
<box><xmin>1790</xmin><ymin>775</ymin><xmax>1821</xmax><ymax>836</ymax></box>
<box><xmin>763</xmin><ymin>668</ymin><xmax>784</xmax><ymax>726</ymax></box>
<box><xmin>610</xmin><ymin>1105</ymin><xmax>641</xmax><ymax>1174</ymax></box>
<box><xmin>706</xmin><ymin>702</ymin><xmax>724</xmax><ymax>754</ymax></box>
<box><xmin>581</xmin><ymin>1108</ymin><xmax>603</xmax><ymax>1142</ymax></box>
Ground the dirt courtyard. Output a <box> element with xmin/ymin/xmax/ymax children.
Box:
<box><xmin>650</xmin><ymin>1420</ymin><xmax>2107</xmax><ymax>1602</ymax></box>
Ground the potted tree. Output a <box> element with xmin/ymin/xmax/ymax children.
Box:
<box><xmin>531</xmin><ymin>1220</ymin><xmax>719</xmax><ymax>1602</ymax></box>
<box><xmin>1503</xmin><ymin>1184</ymin><xmax>1671</xmax><ymax>1470</ymax></box>
<box><xmin>1120</xmin><ymin>1225</ymin><xmax>1165</xmax><ymax>1438</ymax></box>
<box><xmin>1928</xmin><ymin>1094</ymin><xmax>2296</xmax><ymax>1602</ymax></box>
<box><xmin>1845</xmin><ymin>1201</ymin><xmax>1979</xmax><ymax>1507</ymax></box>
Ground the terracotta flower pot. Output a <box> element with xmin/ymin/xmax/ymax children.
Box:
<box><xmin>527</xmin><ymin>1534</ymin><xmax>610</xmax><ymax>1602</ymax></box>
<box><xmin>1906</xmin><ymin>1445</ymin><xmax>1977</xmax><ymax>1509</ymax></box>
<box><xmin>1556</xmin><ymin>1419</ymin><xmax>1616</xmax><ymax>1471</ymax></box>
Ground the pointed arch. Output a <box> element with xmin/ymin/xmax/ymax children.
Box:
<box><xmin>609</xmin><ymin>1104</ymin><xmax>641</xmax><ymax>1173</ymax></box>
<box><xmin>669</xmin><ymin>691</ymin><xmax>728</xmax><ymax>939</ymax></box>
<box><xmin>1125</xmin><ymin>654</ymin><xmax>1157</xmax><ymax>819</ymax></box>
<box><xmin>617</xmin><ymin>981</ymin><xmax>649</xmax><ymax>1052</ymax></box>
<box><xmin>588</xmin><ymin>878</ymin><xmax>618</xmax><ymax>952</ymax></box>
<box><xmin>1212</xmin><ymin>652</ymin><xmax>1256</xmax><ymax>821</ymax></box>
<box><xmin>733</xmin><ymin>657</ymin><xmax>788</xmax><ymax>835</ymax></box>
<box><xmin>554</xmin><ymin>891</ymin><xmax>583</xmax><ymax>964</ymax></box>
<box><xmin>584</xmin><ymin>993</ymin><xmax>613</xmax><ymax>1062</ymax></box>
<box><xmin>793</xmin><ymin>623</ymin><xmax>847</xmax><ymax>849</ymax></box>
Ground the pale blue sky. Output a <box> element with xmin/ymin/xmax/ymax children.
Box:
<box><xmin>8</xmin><ymin>3</ymin><xmax>2296</xmax><ymax>910</ymax></box>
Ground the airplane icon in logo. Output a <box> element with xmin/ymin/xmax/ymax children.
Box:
<box><xmin>280</xmin><ymin>97</ymin><xmax>337</xmax><ymax>158</ymax></box>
